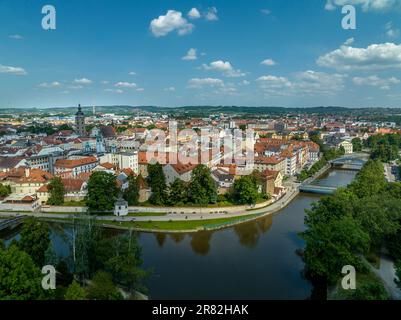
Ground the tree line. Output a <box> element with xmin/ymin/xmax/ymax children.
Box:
<box><xmin>301</xmin><ymin>159</ymin><xmax>401</xmax><ymax>299</ymax></box>
<box><xmin>0</xmin><ymin>218</ymin><xmax>147</xmax><ymax>300</ymax></box>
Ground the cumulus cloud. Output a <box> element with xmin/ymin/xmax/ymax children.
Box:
<box><xmin>164</xmin><ymin>86</ymin><xmax>176</xmax><ymax>91</ymax></box>
<box><xmin>261</xmin><ymin>9</ymin><xmax>272</xmax><ymax>15</ymax></box>
<box><xmin>261</xmin><ymin>59</ymin><xmax>276</xmax><ymax>66</ymax></box>
<box><xmin>128</xmin><ymin>71</ymin><xmax>137</xmax><ymax>75</ymax></box>
<box><xmin>188</xmin><ymin>77</ymin><xmax>224</xmax><ymax>88</ymax></box>
<box><xmin>150</xmin><ymin>10</ymin><xmax>194</xmax><ymax>37</ymax></box>
<box><xmin>182</xmin><ymin>48</ymin><xmax>197</xmax><ymax>60</ymax></box>
<box><xmin>0</xmin><ymin>64</ymin><xmax>27</xmax><ymax>75</ymax></box>
<box><xmin>115</xmin><ymin>82</ymin><xmax>137</xmax><ymax>88</ymax></box>
<box><xmin>38</xmin><ymin>81</ymin><xmax>61</xmax><ymax>88</ymax></box>
<box><xmin>74</xmin><ymin>78</ymin><xmax>92</xmax><ymax>85</ymax></box>
<box><xmin>344</xmin><ymin>37</ymin><xmax>355</xmax><ymax>46</ymax></box>
<box><xmin>257</xmin><ymin>70</ymin><xmax>346</xmax><ymax>96</ymax></box>
<box><xmin>205</xmin><ymin>7</ymin><xmax>219</xmax><ymax>21</ymax></box>
<box><xmin>105</xmin><ymin>88</ymin><xmax>124</xmax><ymax>94</ymax></box>
<box><xmin>317</xmin><ymin>42</ymin><xmax>401</xmax><ymax>71</ymax></box>
<box><xmin>202</xmin><ymin>60</ymin><xmax>245</xmax><ymax>77</ymax></box>
<box><xmin>352</xmin><ymin>75</ymin><xmax>400</xmax><ymax>89</ymax></box>
<box><xmin>188</xmin><ymin>8</ymin><xmax>201</xmax><ymax>19</ymax></box>
<box><xmin>325</xmin><ymin>0</ymin><xmax>401</xmax><ymax>12</ymax></box>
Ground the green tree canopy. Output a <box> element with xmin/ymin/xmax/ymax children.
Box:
<box><xmin>188</xmin><ymin>165</ymin><xmax>217</xmax><ymax>205</ymax></box>
<box><xmin>168</xmin><ymin>179</ymin><xmax>188</xmax><ymax>206</ymax></box>
<box><xmin>87</xmin><ymin>271</ymin><xmax>123</xmax><ymax>300</ymax></box>
<box><xmin>0</xmin><ymin>245</ymin><xmax>49</xmax><ymax>300</ymax></box>
<box><xmin>147</xmin><ymin>163</ymin><xmax>167</xmax><ymax>205</ymax></box>
<box><xmin>64</xmin><ymin>281</ymin><xmax>87</xmax><ymax>300</ymax></box>
<box><xmin>230</xmin><ymin>175</ymin><xmax>259</xmax><ymax>205</ymax></box>
<box><xmin>18</xmin><ymin>218</ymin><xmax>50</xmax><ymax>267</ymax></box>
<box><xmin>47</xmin><ymin>177</ymin><xmax>65</xmax><ymax>205</ymax></box>
<box><xmin>85</xmin><ymin>172</ymin><xmax>119</xmax><ymax>212</ymax></box>
<box><xmin>123</xmin><ymin>175</ymin><xmax>140</xmax><ymax>206</ymax></box>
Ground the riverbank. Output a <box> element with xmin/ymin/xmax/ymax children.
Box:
<box><xmin>0</xmin><ymin>185</ymin><xmax>300</xmax><ymax>233</ymax></box>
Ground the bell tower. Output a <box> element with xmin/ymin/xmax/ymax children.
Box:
<box><xmin>75</xmin><ymin>104</ymin><xmax>86</xmax><ymax>136</ymax></box>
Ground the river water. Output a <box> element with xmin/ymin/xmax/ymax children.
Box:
<box><xmin>1</xmin><ymin>169</ymin><xmax>357</xmax><ymax>300</ymax></box>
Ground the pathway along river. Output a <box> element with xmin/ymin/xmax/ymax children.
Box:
<box><xmin>1</xmin><ymin>169</ymin><xmax>357</xmax><ymax>300</ymax></box>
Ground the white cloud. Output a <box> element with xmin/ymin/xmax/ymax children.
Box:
<box><xmin>352</xmin><ymin>75</ymin><xmax>400</xmax><ymax>89</ymax></box>
<box><xmin>105</xmin><ymin>89</ymin><xmax>124</xmax><ymax>94</ymax></box>
<box><xmin>325</xmin><ymin>0</ymin><xmax>401</xmax><ymax>12</ymax></box>
<box><xmin>101</xmin><ymin>80</ymin><xmax>109</xmax><ymax>85</ymax></box>
<box><xmin>182</xmin><ymin>48</ymin><xmax>197</xmax><ymax>61</ymax></box>
<box><xmin>74</xmin><ymin>78</ymin><xmax>92</xmax><ymax>85</ymax></box>
<box><xmin>164</xmin><ymin>86</ymin><xmax>176</xmax><ymax>91</ymax></box>
<box><xmin>385</xmin><ymin>22</ymin><xmax>400</xmax><ymax>39</ymax></box>
<box><xmin>69</xmin><ymin>85</ymin><xmax>84</xmax><ymax>90</ymax></box>
<box><xmin>317</xmin><ymin>42</ymin><xmax>401</xmax><ymax>70</ymax></box>
<box><xmin>257</xmin><ymin>70</ymin><xmax>346</xmax><ymax>96</ymax></box>
<box><xmin>9</xmin><ymin>34</ymin><xmax>23</xmax><ymax>40</ymax></box>
<box><xmin>115</xmin><ymin>82</ymin><xmax>137</xmax><ymax>88</ymax></box>
<box><xmin>344</xmin><ymin>37</ymin><xmax>355</xmax><ymax>46</ymax></box>
<box><xmin>293</xmin><ymin>70</ymin><xmax>346</xmax><ymax>94</ymax></box>
<box><xmin>202</xmin><ymin>60</ymin><xmax>245</xmax><ymax>77</ymax></box>
<box><xmin>188</xmin><ymin>8</ymin><xmax>201</xmax><ymax>19</ymax></box>
<box><xmin>150</xmin><ymin>10</ymin><xmax>194</xmax><ymax>37</ymax></box>
<box><xmin>136</xmin><ymin>88</ymin><xmax>145</xmax><ymax>92</ymax></box>
<box><xmin>205</xmin><ymin>7</ymin><xmax>218</xmax><ymax>21</ymax></box>
<box><xmin>257</xmin><ymin>75</ymin><xmax>292</xmax><ymax>90</ymax></box>
<box><xmin>0</xmin><ymin>64</ymin><xmax>27</xmax><ymax>75</ymax></box>
<box><xmin>261</xmin><ymin>9</ymin><xmax>271</xmax><ymax>15</ymax></box>
<box><xmin>38</xmin><ymin>81</ymin><xmax>61</xmax><ymax>88</ymax></box>
<box><xmin>261</xmin><ymin>59</ymin><xmax>276</xmax><ymax>66</ymax></box>
<box><xmin>128</xmin><ymin>71</ymin><xmax>137</xmax><ymax>75</ymax></box>
<box><xmin>188</xmin><ymin>78</ymin><xmax>224</xmax><ymax>88</ymax></box>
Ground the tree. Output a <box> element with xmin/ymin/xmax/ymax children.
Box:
<box><xmin>47</xmin><ymin>177</ymin><xmax>65</xmax><ymax>205</ymax></box>
<box><xmin>123</xmin><ymin>175</ymin><xmax>140</xmax><ymax>206</ymax></box>
<box><xmin>0</xmin><ymin>245</ymin><xmax>49</xmax><ymax>300</ymax></box>
<box><xmin>147</xmin><ymin>163</ymin><xmax>167</xmax><ymax>205</ymax></box>
<box><xmin>168</xmin><ymin>179</ymin><xmax>188</xmax><ymax>205</ymax></box>
<box><xmin>87</xmin><ymin>271</ymin><xmax>123</xmax><ymax>300</ymax></box>
<box><xmin>64</xmin><ymin>281</ymin><xmax>87</xmax><ymax>300</ymax></box>
<box><xmin>352</xmin><ymin>138</ymin><xmax>363</xmax><ymax>152</ymax></box>
<box><xmin>18</xmin><ymin>218</ymin><xmax>50</xmax><ymax>267</ymax></box>
<box><xmin>302</xmin><ymin>215</ymin><xmax>370</xmax><ymax>283</ymax></box>
<box><xmin>90</xmin><ymin>233</ymin><xmax>148</xmax><ymax>294</ymax></box>
<box><xmin>85</xmin><ymin>172</ymin><xmax>119</xmax><ymax>212</ymax></box>
<box><xmin>230</xmin><ymin>176</ymin><xmax>259</xmax><ymax>205</ymax></box>
<box><xmin>188</xmin><ymin>165</ymin><xmax>218</xmax><ymax>205</ymax></box>
<box><xmin>0</xmin><ymin>183</ymin><xmax>11</xmax><ymax>197</ymax></box>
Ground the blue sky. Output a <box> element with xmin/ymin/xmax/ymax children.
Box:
<box><xmin>1</xmin><ymin>0</ymin><xmax>401</xmax><ymax>108</ymax></box>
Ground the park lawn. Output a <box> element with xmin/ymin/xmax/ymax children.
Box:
<box><xmin>60</xmin><ymin>201</ymin><xmax>86</xmax><ymax>207</ymax></box>
<box><xmin>100</xmin><ymin>214</ymin><xmax>260</xmax><ymax>231</ymax></box>
<box><xmin>127</xmin><ymin>212</ymin><xmax>167</xmax><ymax>217</ymax></box>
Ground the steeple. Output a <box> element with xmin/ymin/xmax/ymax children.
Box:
<box><xmin>75</xmin><ymin>104</ymin><xmax>86</xmax><ymax>136</ymax></box>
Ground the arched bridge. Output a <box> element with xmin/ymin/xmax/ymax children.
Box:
<box><xmin>330</xmin><ymin>153</ymin><xmax>369</xmax><ymax>171</ymax></box>
<box><xmin>300</xmin><ymin>153</ymin><xmax>368</xmax><ymax>195</ymax></box>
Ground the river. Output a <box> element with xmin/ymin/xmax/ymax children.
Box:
<box><xmin>1</xmin><ymin>169</ymin><xmax>357</xmax><ymax>300</ymax></box>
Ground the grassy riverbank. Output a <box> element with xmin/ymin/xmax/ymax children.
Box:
<box><xmin>100</xmin><ymin>214</ymin><xmax>261</xmax><ymax>232</ymax></box>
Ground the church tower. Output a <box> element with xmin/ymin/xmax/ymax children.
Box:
<box><xmin>75</xmin><ymin>104</ymin><xmax>86</xmax><ymax>136</ymax></box>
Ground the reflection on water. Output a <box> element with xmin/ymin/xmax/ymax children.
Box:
<box><xmin>138</xmin><ymin>195</ymin><xmax>315</xmax><ymax>299</ymax></box>
<box><xmin>0</xmin><ymin>169</ymin><xmax>357</xmax><ymax>300</ymax></box>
